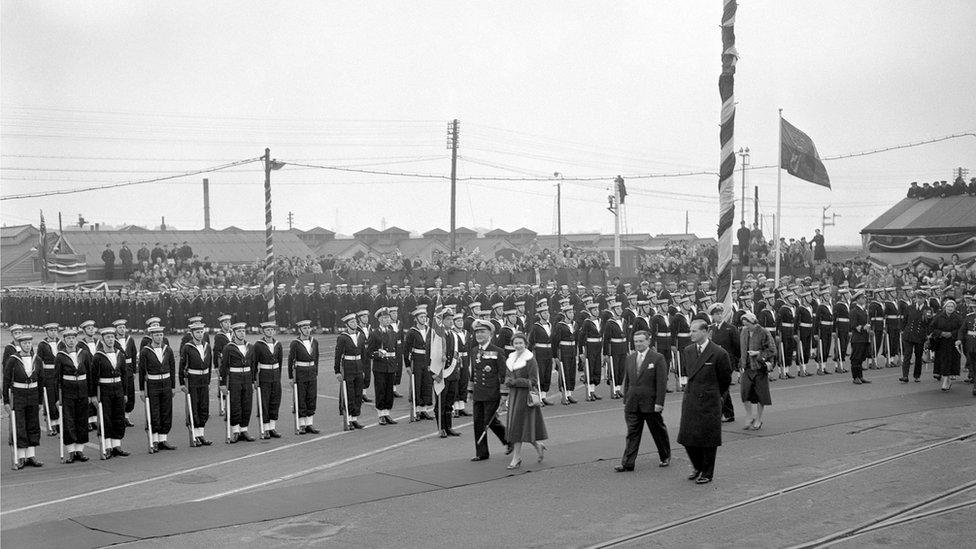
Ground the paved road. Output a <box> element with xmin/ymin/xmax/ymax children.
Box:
<box><xmin>2</xmin><ymin>331</ymin><xmax>974</xmax><ymax>547</ymax></box>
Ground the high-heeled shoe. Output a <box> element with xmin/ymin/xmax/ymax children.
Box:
<box><xmin>536</xmin><ymin>442</ymin><xmax>547</xmax><ymax>463</ymax></box>
<box><xmin>506</xmin><ymin>458</ymin><xmax>522</xmax><ymax>470</ymax></box>
<box><xmin>750</xmin><ymin>421</ymin><xmax>763</xmax><ymax>431</ymax></box>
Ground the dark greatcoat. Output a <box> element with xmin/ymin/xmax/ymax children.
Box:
<box><xmin>676</xmin><ymin>341</ymin><xmax>732</xmax><ymax>448</ymax></box>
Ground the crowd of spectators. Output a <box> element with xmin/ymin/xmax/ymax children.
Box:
<box><xmin>129</xmin><ymin>258</ymin><xmax>268</xmax><ymax>290</ymax></box>
<box><xmin>638</xmin><ymin>240</ymin><xmax>717</xmax><ymax>280</ymax></box>
<box><xmin>735</xmin><ymin>221</ymin><xmax>828</xmax><ymax>271</ymax></box>
<box><xmin>322</xmin><ymin>245</ymin><xmax>612</xmax><ymax>278</ymax></box>
<box><xmin>906</xmin><ymin>176</ymin><xmax>976</xmax><ymax>199</ymax></box>
<box><xmin>126</xmin><ymin>244</ymin><xmax>616</xmax><ymax>289</ymax></box>
<box><xmin>817</xmin><ymin>254</ymin><xmax>976</xmax><ymax>295</ymax></box>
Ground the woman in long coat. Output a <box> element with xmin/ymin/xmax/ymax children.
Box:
<box><xmin>930</xmin><ymin>299</ymin><xmax>963</xmax><ymax>391</ymax></box>
<box><xmin>504</xmin><ymin>334</ymin><xmax>548</xmax><ymax>469</ymax></box>
<box><xmin>738</xmin><ymin>313</ymin><xmax>775</xmax><ymax>430</ymax></box>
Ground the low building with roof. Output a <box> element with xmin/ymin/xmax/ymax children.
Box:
<box><xmin>861</xmin><ymin>194</ymin><xmax>976</xmax><ymax>265</ymax></box>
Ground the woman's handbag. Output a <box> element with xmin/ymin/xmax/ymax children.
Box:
<box><xmin>527</xmin><ymin>388</ymin><xmax>542</xmax><ymax>407</ymax></box>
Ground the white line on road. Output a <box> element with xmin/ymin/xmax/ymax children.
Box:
<box><xmin>1</xmin><ymin>413</ymin><xmax>407</xmax><ymax>516</ymax></box>
<box><xmin>0</xmin><ymin>373</ymin><xmax>910</xmax><ymax>517</ymax></box>
<box><xmin>195</xmin><ymin>416</ymin><xmax>469</xmax><ymax>501</ymax></box>
<box><xmin>194</xmin><ymin>404</ymin><xmax>629</xmax><ymax>501</ymax></box>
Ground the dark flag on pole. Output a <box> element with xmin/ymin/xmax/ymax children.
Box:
<box><xmin>780</xmin><ymin>118</ymin><xmax>830</xmax><ymax>188</ymax></box>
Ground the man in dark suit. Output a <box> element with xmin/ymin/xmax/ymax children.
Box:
<box><xmin>615</xmin><ymin>331</ymin><xmax>671</xmax><ymax>472</ymax></box>
<box><xmin>469</xmin><ymin>320</ymin><xmax>509</xmax><ymax>461</ymax></box>
<box><xmin>708</xmin><ymin>303</ymin><xmax>740</xmax><ymax>423</ymax></box>
<box><xmin>677</xmin><ymin>319</ymin><xmax>733</xmax><ymax>484</ymax></box>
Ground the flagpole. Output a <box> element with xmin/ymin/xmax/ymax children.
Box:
<box><xmin>774</xmin><ymin>108</ymin><xmax>783</xmax><ymax>289</ymax></box>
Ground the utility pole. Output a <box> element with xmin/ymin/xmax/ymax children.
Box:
<box><xmin>754</xmin><ymin>186</ymin><xmax>759</xmax><ymax>227</ymax></box>
<box><xmin>737</xmin><ymin>147</ymin><xmax>750</xmax><ymax>224</ymax></box>
<box><xmin>822</xmin><ymin>205</ymin><xmax>839</xmax><ymax>235</ymax></box>
<box><xmin>447</xmin><ymin>119</ymin><xmax>459</xmax><ymax>254</ymax></box>
<box><xmin>609</xmin><ymin>180</ymin><xmax>621</xmax><ymax>268</ymax></box>
<box><xmin>202</xmin><ymin>178</ymin><xmax>211</xmax><ymax>229</ymax></box>
<box><xmin>287</xmin><ymin>211</ymin><xmax>294</xmax><ymax>230</ymax></box>
<box><xmin>685</xmin><ymin>211</ymin><xmax>689</xmax><ymax>235</ymax></box>
<box><xmin>554</xmin><ymin>172</ymin><xmax>563</xmax><ymax>250</ymax></box>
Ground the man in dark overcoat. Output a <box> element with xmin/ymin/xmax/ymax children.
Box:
<box><xmin>677</xmin><ymin>319</ymin><xmax>732</xmax><ymax>484</ymax></box>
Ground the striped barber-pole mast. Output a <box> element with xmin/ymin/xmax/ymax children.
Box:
<box><xmin>263</xmin><ymin>148</ymin><xmax>276</xmax><ymax>324</ymax></box>
<box><xmin>716</xmin><ymin>0</ymin><xmax>738</xmax><ymax>321</ymax></box>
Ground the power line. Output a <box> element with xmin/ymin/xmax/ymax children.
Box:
<box><xmin>744</xmin><ymin>132</ymin><xmax>976</xmax><ymax>172</ymax></box>
<box><xmin>0</xmin><ymin>157</ymin><xmax>263</xmax><ymax>201</ymax></box>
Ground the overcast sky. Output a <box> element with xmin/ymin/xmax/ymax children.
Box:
<box><xmin>2</xmin><ymin>1</ymin><xmax>974</xmax><ymax>245</ymax></box>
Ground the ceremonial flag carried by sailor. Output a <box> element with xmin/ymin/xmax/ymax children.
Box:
<box><xmin>428</xmin><ymin>298</ymin><xmax>449</xmax><ymax>396</ymax></box>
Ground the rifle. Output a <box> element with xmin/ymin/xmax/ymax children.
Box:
<box><xmin>339</xmin><ymin>372</ymin><xmax>351</xmax><ymax>431</ymax></box>
<box><xmin>222</xmin><ymin>390</ymin><xmax>231</xmax><ymax>443</ymax></box>
<box><xmin>8</xmin><ymin>389</ymin><xmax>19</xmax><ymax>469</ymax></box>
<box><xmin>96</xmin><ymin>387</ymin><xmax>108</xmax><ymax>460</ymax></box>
<box><xmin>256</xmin><ymin>384</ymin><xmax>266</xmax><ymax>439</ymax></box>
<box><xmin>144</xmin><ymin>392</ymin><xmax>155</xmax><ymax>453</ymax></box>
<box><xmin>555</xmin><ymin>358</ymin><xmax>570</xmax><ymax>404</ymax></box>
<box><xmin>408</xmin><ymin>368</ymin><xmax>417</xmax><ymax>422</ymax></box>
<box><xmin>42</xmin><ymin>386</ymin><xmax>53</xmax><ymax>435</ymax></box>
<box><xmin>185</xmin><ymin>390</ymin><xmax>197</xmax><ymax>447</ymax></box>
<box><xmin>292</xmin><ymin>380</ymin><xmax>301</xmax><ymax>435</ymax></box>
<box><xmin>57</xmin><ymin>389</ymin><xmax>65</xmax><ymax>463</ymax></box>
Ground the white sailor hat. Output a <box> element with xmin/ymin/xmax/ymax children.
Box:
<box><xmin>469</xmin><ymin>301</ymin><xmax>482</xmax><ymax>309</ymax></box>
<box><xmin>98</xmin><ymin>327</ymin><xmax>116</xmax><ymax>336</ymax></box>
<box><xmin>708</xmin><ymin>303</ymin><xmax>724</xmax><ymax>314</ymax></box>
<box><xmin>79</xmin><ymin>320</ymin><xmax>96</xmax><ymax>329</ymax></box>
<box><xmin>259</xmin><ymin>321</ymin><xmax>277</xmax><ymax>330</ymax></box>
<box><xmin>231</xmin><ymin>322</ymin><xmax>247</xmax><ymax>331</ymax></box>
<box><xmin>112</xmin><ymin>319</ymin><xmax>127</xmax><ymax>327</ymax></box>
<box><xmin>61</xmin><ymin>327</ymin><xmax>78</xmax><ymax>336</ymax></box>
<box><xmin>296</xmin><ymin>319</ymin><xmax>312</xmax><ymax>327</ymax></box>
<box><xmin>357</xmin><ymin>309</ymin><xmax>369</xmax><ymax>317</ymax></box>
<box><xmin>374</xmin><ymin>307</ymin><xmax>389</xmax><ymax>319</ymax></box>
<box><xmin>342</xmin><ymin>313</ymin><xmax>358</xmax><ymax>324</ymax></box>
<box><xmin>453</xmin><ymin>313</ymin><xmax>464</xmax><ymax>321</ymax></box>
<box><xmin>43</xmin><ymin>322</ymin><xmax>60</xmax><ymax>330</ymax></box>
<box><xmin>503</xmin><ymin>308</ymin><xmax>517</xmax><ymax>315</ymax></box>
<box><xmin>15</xmin><ymin>333</ymin><xmax>33</xmax><ymax>342</ymax></box>
<box><xmin>218</xmin><ymin>314</ymin><xmax>232</xmax><ymax>323</ymax></box>
<box><xmin>189</xmin><ymin>322</ymin><xmax>206</xmax><ymax>331</ymax></box>
<box><xmin>536</xmin><ymin>298</ymin><xmax>548</xmax><ymax>308</ymax></box>
<box><xmin>146</xmin><ymin>317</ymin><xmax>161</xmax><ymax>326</ymax></box>
<box><xmin>187</xmin><ymin>316</ymin><xmax>203</xmax><ymax>324</ymax></box>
